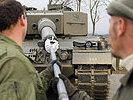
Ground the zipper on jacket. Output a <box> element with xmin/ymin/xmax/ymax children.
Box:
<box><xmin>14</xmin><ymin>81</ymin><xmax>21</xmax><ymax>100</ymax></box>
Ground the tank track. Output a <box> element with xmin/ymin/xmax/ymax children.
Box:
<box><xmin>75</xmin><ymin>64</ymin><xmax>111</xmax><ymax>100</ymax></box>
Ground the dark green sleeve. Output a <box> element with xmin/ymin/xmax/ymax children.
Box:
<box><xmin>70</xmin><ymin>91</ymin><xmax>91</xmax><ymax>100</ymax></box>
<box><xmin>0</xmin><ymin>57</ymin><xmax>36</xmax><ymax>100</ymax></box>
<box><xmin>39</xmin><ymin>67</ymin><xmax>53</xmax><ymax>91</ymax></box>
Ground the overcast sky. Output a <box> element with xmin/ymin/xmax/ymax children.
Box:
<box><xmin>17</xmin><ymin>0</ymin><xmax>110</xmax><ymax>35</ymax></box>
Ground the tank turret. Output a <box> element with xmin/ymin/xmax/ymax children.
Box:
<box><xmin>26</xmin><ymin>5</ymin><xmax>88</xmax><ymax>36</ymax></box>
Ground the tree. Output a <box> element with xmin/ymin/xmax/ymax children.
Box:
<box><xmin>76</xmin><ymin>0</ymin><xmax>82</xmax><ymax>11</ymax></box>
<box><xmin>49</xmin><ymin>0</ymin><xmax>52</xmax><ymax>4</ymax></box>
<box><xmin>89</xmin><ymin>0</ymin><xmax>110</xmax><ymax>35</ymax></box>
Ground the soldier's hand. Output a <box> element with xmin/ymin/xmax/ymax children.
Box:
<box><xmin>48</xmin><ymin>60</ymin><xmax>57</xmax><ymax>73</ymax></box>
<box><xmin>50</xmin><ymin>74</ymin><xmax>77</xmax><ymax>97</ymax></box>
<box><xmin>50</xmin><ymin>77</ymin><xmax>59</xmax><ymax>93</ymax></box>
<box><xmin>48</xmin><ymin>60</ymin><xmax>62</xmax><ymax>73</ymax></box>
<box><xmin>59</xmin><ymin>74</ymin><xmax>77</xmax><ymax>97</ymax></box>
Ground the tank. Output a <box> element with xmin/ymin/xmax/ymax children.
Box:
<box><xmin>23</xmin><ymin>4</ymin><xmax>114</xmax><ymax>100</ymax></box>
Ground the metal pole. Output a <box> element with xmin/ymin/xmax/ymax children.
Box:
<box><xmin>50</xmin><ymin>48</ymin><xmax>69</xmax><ymax>100</ymax></box>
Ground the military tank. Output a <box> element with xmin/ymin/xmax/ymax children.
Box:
<box><xmin>23</xmin><ymin>4</ymin><xmax>114</xmax><ymax>100</ymax></box>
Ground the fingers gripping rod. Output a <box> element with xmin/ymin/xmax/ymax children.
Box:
<box><xmin>38</xmin><ymin>18</ymin><xmax>69</xmax><ymax>100</ymax></box>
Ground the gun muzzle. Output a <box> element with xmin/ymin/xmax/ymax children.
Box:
<box><xmin>38</xmin><ymin>18</ymin><xmax>56</xmax><ymax>40</ymax></box>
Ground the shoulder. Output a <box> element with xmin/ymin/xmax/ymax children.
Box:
<box><xmin>0</xmin><ymin>43</ymin><xmax>28</xmax><ymax>62</ymax></box>
<box><xmin>120</xmin><ymin>68</ymin><xmax>133</xmax><ymax>86</ymax></box>
<box><xmin>0</xmin><ymin>44</ymin><xmax>21</xmax><ymax>57</ymax></box>
<box><xmin>0</xmin><ymin>46</ymin><xmax>7</xmax><ymax>58</ymax></box>
<box><xmin>7</xmin><ymin>45</ymin><xmax>23</xmax><ymax>58</ymax></box>
<box><xmin>0</xmin><ymin>46</ymin><xmax>33</xmax><ymax>71</ymax></box>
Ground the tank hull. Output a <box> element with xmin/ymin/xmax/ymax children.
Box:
<box><xmin>23</xmin><ymin>35</ymin><xmax>112</xmax><ymax>100</ymax></box>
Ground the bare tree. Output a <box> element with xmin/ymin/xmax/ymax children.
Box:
<box><xmin>76</xmin><ymin>0</ymin><xmax>82</xmax><ymax>11</ymax></box>
<box><xmin>49</xmin><ymin>0</ymin><xmax>53</xmax><ymax>4</ymax></box>
<box><xmin>89</xmin><ymin>0</ymin><xmax>110</xmax><ymax>35</ymax></box>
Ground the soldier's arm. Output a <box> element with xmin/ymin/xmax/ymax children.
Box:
<box><xmin>39</xmin><ymin>67</ymin><xmax>53</xmax><ymax>91</ymax></box>
<box><xmin>39</xmin><ymin>60</ymin><xmax>60</xmax><ymax>91</ymax></box>
<box><xmin>51</xmin><ymin>74</ymin><xmax>91</xmax><ymax>100</ymax></box>
<box><xmin>0</xmin><ymin>57</ymin><xmax>36</xmax><ymax>100</ymax></box>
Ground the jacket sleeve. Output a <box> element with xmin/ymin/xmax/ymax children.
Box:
<box><xmin>39</xmin><ymin>67</ymin><xmax>53</xmax><ymax>91</ymax></box>
<box><xmin>0</xmin><ymin>57</ymin><xmax>36</xmax><ymax>100</ymax></box>
<box><xmin>70</xmin><ymin>90</ymin><xmax>91</xmax><ymax>100</ymax></box>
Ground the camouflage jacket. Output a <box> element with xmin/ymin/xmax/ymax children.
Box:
<box><xmin>0</xmin><ymin>35</ymin><xmax>53</xmax><ymax>100</ymax></box>
<box><xmin>111</xmin><ymin>69</ymin><xmax>133</xmax><ymax>100</ymax></box>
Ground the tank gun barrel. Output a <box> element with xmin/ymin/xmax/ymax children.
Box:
<box><xmin>38</xmin><ymin>18</ymin><xmax>56</xmax><ymax>39</ymax></box>
<box><xmin>38</xmin><ymin>18</ymin><xmax>69</xmax><ymax>100</ymax></box>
